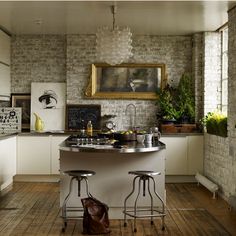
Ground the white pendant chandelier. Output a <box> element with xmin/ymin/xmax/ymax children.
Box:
<box><xmin>96</xmin><ymin>5</ymin><xmax>133</xmax><ymax>65</ymax></box>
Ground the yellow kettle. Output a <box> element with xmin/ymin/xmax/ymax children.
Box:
<box><xmin>34</xmin><ymin>113</ymin><xmax>44</xmax><ymax>132</ymax></box>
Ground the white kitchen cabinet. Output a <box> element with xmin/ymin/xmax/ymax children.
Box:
<box><xmin>51</xmin><ymin>135</ymin><xmax>68</xmax><ymax>174</ymax></box>
<box><xmin>160</xmin><ymin>135</ymin><xmax>203</xmax><ymax>175</ymax></box>
<box><xmin>0</xmin><ymin>136</ymin><xmax>16</xmax><ymax>190</ymax></box>
<box><xmin>161</xmin><ymin>136</ymin><xmax>188</xmax><ymax>175</ymax></box>
<box><xmin>0</xmin><ymin>29</ymin><xmax>11</xmax><ymax>101</ymax></box>
<box><xmin>0</xmin><ymin>29</ymin><xmax>10</xmax><ymax>65</ymax></box>
<box><xmin>17</xmin><ymin>136</ymin><xmax>51</xmax><ymax>174</ymax></box>
<box><xmin>187</xmin><ymin>136</ymin><xmax>203</xmax><ymax>175</ymax></box>
<box><xmin>0</xmin><ymin>63</ymin><xmax>10</xmax><ymax>100</ymax></box>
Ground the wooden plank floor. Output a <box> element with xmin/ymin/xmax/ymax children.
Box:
<box><xmin>0</xmin><ymin>182</ymin><xmax>236</xmax><ymax>236</ymax></box>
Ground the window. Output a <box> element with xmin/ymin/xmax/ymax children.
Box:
<box><xmin>221</xmin><ymin>26</ymin><xmax>228</xmax><ymax>114</ymax></box>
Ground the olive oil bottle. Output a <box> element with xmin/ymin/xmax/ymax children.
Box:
<box><xmin>87</xmin><ymin>120</ymin><xmax>93</xmax><ymax>136</ymax></box>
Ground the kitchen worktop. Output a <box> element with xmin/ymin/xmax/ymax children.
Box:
<box><xmin>0</xmin><ymin>131</ymin><xmax>203</xmax><ymax>141</ymax></box>
<box><xmin>60</xmin><ymin>139</ymin><xmax>166</xmax><ymax>153</ymax></box>
<box><xmin>0</xmin><ymin>132</ymin><xmax>17</xmax><ymax>140</ymax></box>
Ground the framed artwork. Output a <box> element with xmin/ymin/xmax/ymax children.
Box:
<box><xmin>65</xmin><ymin>104</ymin><xmax>101</xmax><ymax>131</ymax></box>
<box><xmin>31</xmin><ymin>82</ymin><xmax>66</xmax><ymax>131</ymax></box>
<box><xmin>85</xmin><ymin>63</ymin><xmax>166</xmax><ymax>99</ymax></box>
<box><xmin>11</xmin><ymin>93</ymin><xmax>31</xmax><ymax>130</ymax></box>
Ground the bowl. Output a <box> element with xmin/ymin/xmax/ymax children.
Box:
<box><xmin>114</xmin><ymin>132</ymin><xmax>137</xmax><ymax>142</ymax></box>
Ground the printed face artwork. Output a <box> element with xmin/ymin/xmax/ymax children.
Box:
<box><xmin>38</xmin><ymin>90</ymin><xmax>58</xmax><ymax>109</ymax></box>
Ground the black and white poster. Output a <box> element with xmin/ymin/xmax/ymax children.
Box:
<box><xmin>31</xmin><ymin>82</ymin><xmax>66</xmax><ymax>131</ymax></box>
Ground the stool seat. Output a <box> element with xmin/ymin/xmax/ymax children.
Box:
<box><xmin>64</xmin><ymin>170</ymin><xmax>96</xmax><ymax>177</ymax></box>
<box><xmin>128</xmin><ymin>170</ymin><xmax>161</xmax><ymax>176</ymax></box>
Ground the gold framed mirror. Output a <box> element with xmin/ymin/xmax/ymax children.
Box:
<box><xmin>85</xmin><ymin>63</ymin><xmax>166</xmax><ymax>99</ymax></box>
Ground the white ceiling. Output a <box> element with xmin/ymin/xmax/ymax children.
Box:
<box><xmin>0</xmin><ymin>1</ymin><xmax>235</xmax><ymax>35</ymax></box>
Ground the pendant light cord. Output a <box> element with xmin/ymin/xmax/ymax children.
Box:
<box><xmin>111</xmin><ymin>5</ymin><xmax>117</xmax><ymax>30</ymax></box>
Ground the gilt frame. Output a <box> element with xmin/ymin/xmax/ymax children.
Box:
<box><xmin>85</xmin><ymin>63</ymin><xmax>166</xmax><ymax>99</ymax></box>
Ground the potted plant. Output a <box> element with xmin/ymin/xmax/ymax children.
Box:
<box><xmin>176</xmin><ymin>74</ymin><xmax>195</xmax><ymax>123</ymax></box>
<box><xmin>201</xmin><ymin>111</ymin><xmax>227</xmax><ymax>137</ymax></box>
<box><xmin>157</xmin><ymin>73</ymin><xmax>196</xmax><ymax>133</ymax></box>
<box><xmin>156</xmin><ymin>85</ymin><xmax>180</xmax><ymax>124</ymax></box>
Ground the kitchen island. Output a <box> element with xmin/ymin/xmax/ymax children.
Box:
<box><xmin>59</xmin><ymin>138</ymin><xmax>166</xmax><ymax>219</ymax></box>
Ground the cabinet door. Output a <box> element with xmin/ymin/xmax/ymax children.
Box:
<box><xmin>160</xmin><ymin>137</ymin><xmax>188</xmax><ymax>175</ymax></box>
<box><xmin>0</xmin><ymin>136</ymin><xmax>16</xmax><ymax>190</ymax></box>
<box><xmin>188</xmin><ymin>136</ymin><xmax>203</xmax><ymax>175</ymax></box>
<box><xmin>0</xmin><ymin>63</ymin><xmax>10</xmax><ymax>100</ymax></box>
<box><xmin>0</xmin><ymin>30</ymin><xmax>10</xmax><ymax>65</ymax></box>
<box><xmin>17</xmin><ymin>136</ymin><xmax>51</xmax><ymax>174</ymax></box>
<box><xmin>51</xmin><ymin>135</ymin><xmax>68</xmax><ymax>174</ymax></box>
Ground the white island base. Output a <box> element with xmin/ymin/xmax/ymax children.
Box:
<box><xmin>60</xmin><ymin>149</ymin><xmax>166</xmax><ymax>219</ymax></box>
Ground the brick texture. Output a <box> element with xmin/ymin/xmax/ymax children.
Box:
<box><xmin>204</xmin><ymin>10</ymin><xmax>236</xmax><ymax>200</ymax></box>
<box><xmin>11</xmin><ymin>34</ymin><xmax>193</xmax><ymax>130</ymax></box>
<box><xmin>11</xmin><ymin>35</ymin><xmax>66</xmax><ymax>93</ymax></box>
<box><xmin>228</xmin><ymin>6</ymin><xmax>236</xmax><ymax>196</ymax></box>
<box><xmin>192</xmin><ymin>33</ymin><xmax>204</xmax><ymax>122</ymax></box>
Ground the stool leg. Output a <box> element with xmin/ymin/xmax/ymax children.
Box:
<box><xmin>123</xmin><ymin>176</ymin><xmax>139</xmax><ymax>227</ymax></box>
<box><xmin>143</xmin><ymin>177</ymin><xmax>146</xmax><ymax>197</ymax></box>
<box><xmin>77</xmin><ymin>177</ymin><xmax>81</xmax><ymax>197</ymax></box>
<box><xmin>147</xmin><ymin>177</ymin><xmax>154</xmax><ymax>225</ymax></box>
<box><xmin>83</xmin><ymin>177</ymin><xmax>93</xmax><ymax>197</ymax></box>
<box><xmin>133</xmin><ymin>177</ymin><xmax>142</xmax><ymax>233</ymax></box>
<box><xmin>62</xmin><ymin>176</ymin><xmax>76</xmax><ymax>231</ymax></box>
<box><xmin>150</xmin><ymin>176</ymin><xmax>165</xmax><ymax>230</ymax></box>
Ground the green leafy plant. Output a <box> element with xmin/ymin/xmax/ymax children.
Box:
<box><xmin>157</xmin><ymin>73</ymin><xmax>195</xmax><ymax>123</ymax></box>
<box><xmin>176</xmin><ymin>74</ymin><xmax>195</xmax><ymax>123</ymax></box>
<box><xmin>201</xmin><ymin>111</ymin><xmax>227</xmax><ymax>137</ymax></box>
<box><xmin>157</xmin><ymin>85</ymin><xmax>181</xmax><ymax>122</ymax></box>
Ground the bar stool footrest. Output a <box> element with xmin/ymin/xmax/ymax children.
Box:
<box><xmin>123</xmin><ymin>210</ymin><xmax>165</xmax><ymax>218</ymax></box>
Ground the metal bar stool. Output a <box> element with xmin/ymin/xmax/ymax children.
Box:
<box><xmin>61</xmin><ymin>170</ymin><xmax>95</xmax><ymax>232</ymax></box>
<box><xmin>123</xmin><ymin>170</ymin><xmax>165</xmax><ymax>232</ymax></box>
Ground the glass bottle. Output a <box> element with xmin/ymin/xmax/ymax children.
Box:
<box><xmin>80</xmin><ymin>119</ymin><xmax>86</xmax><ymax>136</ymax></box>
<box><xmin>87</xmin><ymin>120</ymin><xmax>93</xmax><ymax>136</ymax></box>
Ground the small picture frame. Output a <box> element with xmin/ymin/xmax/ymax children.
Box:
<box><xmin>11</xmin><ymin>93</ymin><xmax>31</xmax><ymax>130</ymax></box>
<box><xmin>65</xmin><ymin>104</ymin><xmax>101</xmax><ymax>131</ymax></box>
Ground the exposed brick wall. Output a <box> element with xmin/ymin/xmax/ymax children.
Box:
<box><xmin>11</xmin><ymin>35</ymin><xmax>66</xmax><ymax>93</ymax></box>
<box><xmin>202</xmin><ymin>32</ymin><xmax>231</xmax><ymax>198</ymax></box>
<box><xmin>131</xmin><ymin>35</ymin><xmax>192</xmax><ymax>87</ymax></box>
<box><xmin>10</xmin><ymin>34</ymin><xmax>193</xmax><ymax>130</ymax></box>
<box><xmin>203</xmin><ymin>16</ymin><xmax>236</xmax><ymax>199</ymax></box>
<box><xmin>204</xmin><ymin>134</ymin><xmax>230</xmax><ymax>197</ymax></box>
<box><xmin>0</xmin><ymin>101</ymin><xmax>10</xmax><ymax>107</ymax></box>
<box><xmin>228</xmin><ymin>6</ymin><xmax>236</xmax><ymax>197</ymax></box>
<box><xmin>192</xmin><ymin>33</ymin><xmax>204</xmax><ymax>122</ymax></box>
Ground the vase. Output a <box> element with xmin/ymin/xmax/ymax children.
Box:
<box><xmin>34</xmin><ymin>113</ymin><xmax>44</xmax><ymax>132</ymax></box>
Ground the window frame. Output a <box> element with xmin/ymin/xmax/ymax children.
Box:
<box><xmin>220</xmin><ymin>24</ymin><xmax>228</xmax><ymax>115</ymax></box>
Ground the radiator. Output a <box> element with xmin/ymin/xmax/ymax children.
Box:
<box><xmin>195</xmin><ymin>173</ymin><xmax>219</xmax><ymax>199</ymax></box>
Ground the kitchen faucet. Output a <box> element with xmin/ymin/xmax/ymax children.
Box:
<box><xmin>125</xmin><ymin>103</ymin><xmax>137</xmax><ymax>130</ymax></box>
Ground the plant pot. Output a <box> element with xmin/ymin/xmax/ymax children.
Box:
<box><xmin>161</xmin><ymin>118</ymin><xmax>176</xmax><ymax>125</ymax></box>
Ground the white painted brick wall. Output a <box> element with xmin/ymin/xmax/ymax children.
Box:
<box><xmin>204</xmin><ymin>134</ymin><xmax>231</xmax><ymax>197</ymax></box>
<box><xmin>11</xmin><ymin>35</ymin><xmax>66</xmax><ymax>93</ymax></box>
<box><xmin>228</xmin><ymin>6</ymin><xmax>236</xmax><ymax>196</ymax></box>
<box><xmin>11</xmin><ymin>34</ymin><xmax>193</xmax><ymax>130</ymax></box>
<box><xmin>204</xmin><ymin>8</ymin><xmax>236</xmax><ymax>200</ymax></box>
<box><xmin>192</xmin><ymin>33</ymin><xmax>204</xmax><ymax>122</ymax></box>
